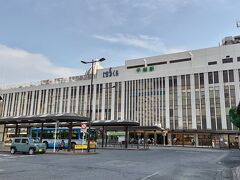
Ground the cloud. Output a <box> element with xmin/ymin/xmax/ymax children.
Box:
<box><xmin>0</xmin><ymin>44</ymin><xmax>83</xmax><ymax>87</ymax></box>
<box><xmin>94</xmin><ymin>34</ymin><xmax>185</xmax><ymax>54</ymax></box>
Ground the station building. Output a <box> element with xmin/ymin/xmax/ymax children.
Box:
<box><xmin>1</xmin><ymin>35</ymin><xmax>240</xmax><ymax>148</ymax></box>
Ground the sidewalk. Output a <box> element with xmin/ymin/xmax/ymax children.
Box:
<box><xmin>0</xmin><ymin>146</ymin><xmax>97</xmax><ymax>155</ymax></box>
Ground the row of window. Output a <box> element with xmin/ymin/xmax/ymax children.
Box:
<box><xmin>208</xmin><ymin>56</ymin><xmax>240</xmax><ymax>65</ymax></box>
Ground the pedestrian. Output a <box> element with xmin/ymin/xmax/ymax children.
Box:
<box><xmin>58</xmin><ymin>140</ymin><xmax>65</xmax><ymax>151</ymax></box>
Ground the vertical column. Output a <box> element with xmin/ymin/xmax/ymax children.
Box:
<box><xmin>83</xmin><ymin>86</ymin><xmax>88</xmax><ymax>117</ymax></box>
<box><xmin>59</xmin><ymin>88</ymin><xmax>63</xmax><ymax>114</ymax></box>
<box><xmin>159</xmin><ymin>78</ymin><xmax>162</xmax><ymax>126</ymax></box>
<box><xmin>219</xmin><ymin>71</ymin><xmax>227</xmax><ymax>129</ymax></box>
<box><xmin>165</xmin><ymin>77</ymin><xmax>170</xmax><ymax>129</ymax></box>
<box><xmin>154</xmin><ymin>130</ymin><xmax>157</xmax><ymax>145</ymax></box>
<box><xmin>110</xmin><ymin>85</ymin><xmax>115</xmax><ymax>120</ymax></box>
<box><xmin>125</xmin><ymin>126</ymin><xmax>129</xmax><ymax>149</ymax></box>
<box><xmin>23</xmin><ymin>91</ymin><xmax>28</xmax><ymax>116</ymax></box>
<box><xmin>51</xmin><ymin>89</ymin><xmax>56</xmax><ymax>114</ymax></box>
<box><xmin>139</xmin><ymin>80</ymin><xmax>143</xmax><ymax>126</ymax></box>
<box><xmin>121</xmin><ymin>82</ymin><xmax>125</xmax><ymax>120</ymax></box>
<box><xmin>67</xmin><ymin>87</ymin><xmax>71</xmax><ymax>113</ymax></box>
<box><xmin>195</xmin><ymin>134</ymin><xmax>199</xmax><ymax>147</ymax></box>
<box><xmin>36</xmin><ymin>90</ymin><xmax>42</xmax><ymax>115</ymax></box>
<box><xmin>10</xmin><ymin>93</ymin><xmax>16</xmax><ymax>116</ymax></box>
<box><xmin>30</xmin><ymin>91</ymin><xmax>35</xmax><ymax>116</ymax></box>
<box><xmin>92</xmin><ymin>84</ymin><xmax>97</xmax><ymax>121</ymax></box>
<box><xmin>68</xmin><ymin>122</ymin><xmax>73</xmax><ymax>151</ymax></box>
<box><xmin>44</xmin><ymin>89</ymin><xmax>49</xmax><ymax>114</ymax></box>
<box><xmin>101</xmin><ymin>84</ymin><xmax>106</xmax><ymax>120</ymax></box>
<box><xmin>204</xmin><ymin>72</ymin><xmax>211</xmax><ymax>129</ymax></box>
<box><xmin>234</xmin><ymin>69</ymin><xmax>240</xmax><ymax>106</ymax></box>
<box><xmin>131</xmin><ymin>81</ymin><xmax>134</xmax><ymax>121</ymax></box>
<box><xmin>190</xmin><ymin>74</ymin><xmax>197</xmax><ymax>129</ymax></box>
<box><xmin>126</xmin><ymin>82</ymin><xmax>129</xmax><ymax>120</ymax></box>
<box><xmin>132</xmin><ymin>81</ymin><xmax>135</xmax><ymax>121</ymax></box>
<box><xmin>16</xmin><ymin>93</ymin><xmax>21</xmax><ymax>116</ymax></box>
<box><xmin>4</xmin><ymin>94</ymin><xmax>9</xmax><ymax>117</ymax></box>
<box><xmin>177</xmin><ymin>76</ymin><xmax>183</xmax><ymax>129</ymax></box>
<box><xmin>151</xmin><ymin>79</ymin><xmax>154</xmax><ymax>125</ymax></box>
<box><xmin>136</xmin><ymin>80</ymin><xmax>140</xmax><ymax>123</ymax></box>
<box><xmin>167</xmin><ymin>133</ymin><xmax>172</xmax><ymax>146</ymax></box>
<box><xmin>75</xmin><ymin>86</ymin><xmax>80</xmax><ymax>114</ymax></box>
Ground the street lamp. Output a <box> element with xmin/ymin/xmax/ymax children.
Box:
<box><xmin>81</xmin><ymin>58</ymin><xmax>105</xmax><ymax>152</ymax></box>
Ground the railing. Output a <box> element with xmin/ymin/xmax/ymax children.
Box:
<box><xmin>0</xmin><ymin>74</ymin><xmax>97</xmax><ymax>90</ymax></box>
<box><xmin>96</xmin><ymin>142</ymin><xmax>150</xmax><ymax>150</ymax></box>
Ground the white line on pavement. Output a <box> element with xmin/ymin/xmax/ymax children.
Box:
<box><xmin>140</xmin><ymin>171</ymin><xmax>160</xmax><ymax>180</ymax></box>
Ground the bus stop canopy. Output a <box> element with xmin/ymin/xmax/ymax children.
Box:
<box><xmin>0</xmin><ymin>113</ymin><xmax>89</xmax><ymax>124</ymax></box>
<box><xmin>92</xmin><ymin>120</ymin><xmax>139</xmax><ymax>127</ymax></box>
<box><xmin>0</xmin><ymin>113</ymin><xmax>90</xmax><ymax>152</ymax></box>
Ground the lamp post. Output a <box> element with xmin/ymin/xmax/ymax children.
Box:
<box><xmin>81</xmin><ymin>58</ymin><xmax>105</xmax><ymax>152</ymax></box>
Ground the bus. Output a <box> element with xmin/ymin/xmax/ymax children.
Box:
<box><xmin>30</xmin><ymin>127</ymin><xmax>97</xmax><ymax>149</ymax></box>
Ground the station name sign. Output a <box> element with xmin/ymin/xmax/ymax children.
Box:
<box><xmin>136</xmin><ymin>66</ymin><xmax>154</xmax><ymax>73</ymax></box>
<box><xmin>103</xmin><ymin>67</ymin><xmax>119</xmax><ymax>78</ymax></box>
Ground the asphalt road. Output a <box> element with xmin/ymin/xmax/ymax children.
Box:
<box><xmin>0</xmin><ymin>148</ymin><xmax>239</xmax><ymax>180</ymax></box>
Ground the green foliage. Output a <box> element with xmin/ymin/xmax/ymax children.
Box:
<box><xmin>229</xmin><ymin>107</ymin><xmax>240</xmax><ymax>128</ymax></box>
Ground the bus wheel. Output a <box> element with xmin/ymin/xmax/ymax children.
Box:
<box><xmin>71</xmin><ymin>142</ymin><xmax>76</xmax><ymax>149</ymax></box>
<box><xmin>43</xmin><ymin>141</ymin><xmax>48</xmax><ymax>148</ymax></box>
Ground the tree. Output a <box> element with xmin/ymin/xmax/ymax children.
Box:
<box><xmin>229</xmin><ymin>102</ymin><xmax>240</xmax><ymax>128</ymax></box>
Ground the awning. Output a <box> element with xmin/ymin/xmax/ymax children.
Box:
<box><xmin>92</xmin><ymin>120</ymin><xmax>139</xmax><ymax>127</ymax></box>
<box><xmin>0</xmin><ymin>113</ymin><xmax>89</xmax><ymax>124</ymax></box>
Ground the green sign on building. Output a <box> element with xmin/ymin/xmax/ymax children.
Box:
<box><xmin>136</xmin><ymin>66</ymin><xmax>154</xmax><ymax>73</ymax></box>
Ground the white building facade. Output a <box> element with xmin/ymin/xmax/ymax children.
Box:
<box><xmin>1</xmin><ymin>36</ymin><xmax>240</xmax><ymax>148</ymax></box>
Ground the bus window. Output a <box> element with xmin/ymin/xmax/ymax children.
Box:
<box><xmin>31</xmin><ymin>130</ymin><xmax>38</xmax><ymax>138</ymax></box>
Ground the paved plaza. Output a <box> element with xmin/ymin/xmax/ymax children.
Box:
<box><xmin>0</xmin><ymin>148</ymin><xmax>239</xmax><ymax>180</ymax></box>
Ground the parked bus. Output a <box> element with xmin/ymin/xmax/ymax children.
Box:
<box><xmin>30</xmin><ymin>127</ymin><xmax>97</xmax><ymax>149</ymax></box>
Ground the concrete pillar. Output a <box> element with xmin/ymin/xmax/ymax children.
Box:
<box><xmin>154</xmin><ymin>130</ymin><xmax>157</xmax><ymax>145</ymax></box>
<box><xmin>0</xmin><ymin>124</ymin><xmax>5</xmax><ymax>142</ymax></box>
<box><xmin>40</xmin><ymin>123</ymin><xmax>44</xmax><ymax>142</ymax></box>
<box><xmin>167</xmin><ymin>133</ymin><xmax>172</xmax><ymax>146</ymax></box>
<box><xmin>165</xmin><ymin>77</ymin><xmax>170</xmax><ymax>129</ymax></box>
<box><xmin>68</xmin><ymin>122</ymin><xmax>73</xmax><ymax>151</ymax></box>
<box><xmin>195</xmin><ymin>133</ymin><xmax>199</xmax><ymax>147</ymax></box>
<box><xmin>144</xmin><ymin>131</ymin><xmax>147</xmax><ymax>149</ymax></box>
<box><xmin>15</xmin><ymin>124</ymin><xmax>18</xmax><ymax>137</ymax></box>
<box><xmin>190</xmin><ymin>74</ymin><xmax>197</xmax><ymax>129</ymax></box>
<box><xmin>219</xmin><ymin>71</ymin><xmax>227</xmax><ymax>129</ymax></box>
<box><xmin>102</xmin><ymin>126</ymin><xmax>105</xmax><ymax>148</ymax></box>
<box><xmin>125</xmin><ymin>126</ymin><xmax>129</xmax><ymax>149</ymax></box>
<box><xmin>163</xmin><ymin>135</ymin><xmax>166</xmax><ymax>146</ymax></box>
<box><xmin>204</xmin><ymin>72</ymin><xmax>211</xmax><ymax>129</ymax></box>
<box><xmin>121</xmin><ymin>82</ymin><xmax>125</xmax><ymax>120</ymax></box>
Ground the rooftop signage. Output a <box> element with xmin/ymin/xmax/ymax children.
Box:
<box><xmin>136</xmin><ymin>66</ymin><xmax>154</xmax><ymax>73</ymax></box>
<box><xmin>103</xmin><ymin>67</ymin><xmax>119</xmax><ymax>78</ymax></box>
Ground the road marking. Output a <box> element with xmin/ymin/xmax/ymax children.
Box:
<box><xmin>140</xmin><ymin>171</ymin><xmax>160</xmax><ymax>180</ymax></box>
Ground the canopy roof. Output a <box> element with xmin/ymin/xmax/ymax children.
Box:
<box><xmin>91</xmin><ymin>120</ymin><xmax>139</xmax><ymax>127</ymax></box>
<box><xmin>0</xmin><ymin>113</ymin><xmax>89</xmax><ymax>124</ymax></box>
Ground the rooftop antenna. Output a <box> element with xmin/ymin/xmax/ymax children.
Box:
<box><xmin>143</xmin><ymin>59</ymin><xmax>147</xmax><ymax>67</ymax></box>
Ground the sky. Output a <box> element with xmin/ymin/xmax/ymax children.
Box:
<box><xmin>0</xmin><ymin>0</ymin><xmax>240</xmax><ymax>87</ymax></box>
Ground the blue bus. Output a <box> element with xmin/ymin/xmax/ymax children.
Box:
<box><xmin>30</xmin><ymin>127</ymin><xmax>87</xmax><ymax>148</ymax></box>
